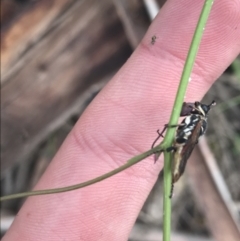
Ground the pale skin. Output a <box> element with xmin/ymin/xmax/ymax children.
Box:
<box><xmin>3</xmin><ymin>0</ymin><xmax>240</xmax><ymax>240</ymax></box>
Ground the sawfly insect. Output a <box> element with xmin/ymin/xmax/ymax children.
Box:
<box><xmin>153</xmin><ymin>100</ymin><xmax>216</xmax><ymax>197</ymax></box>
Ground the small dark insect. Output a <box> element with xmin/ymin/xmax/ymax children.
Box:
<box><xmin>151</xmin><ymin>35</ymin><xmax>157</xmax><ymax>45</ymax></box>
<box><xmin>153</xmin><ymin>100</ymin><xmax>216</xmax><ymax>197</ymax></box>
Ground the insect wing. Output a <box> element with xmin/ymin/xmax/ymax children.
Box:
<box><xmin>178</xmin><ymin>120</ymin><xmax>203</xmax><ymax>177</ymax></box>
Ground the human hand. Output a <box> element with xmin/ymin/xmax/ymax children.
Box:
<box><xmin>3</xmin><ymin>0</ymin><xmax>240</xmax><ymax>240</ymax></box>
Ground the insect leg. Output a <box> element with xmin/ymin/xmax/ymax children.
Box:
<box><xmin>152</xmin><ymin>124</ymin><xmax>180</xmax><ymax>163</ymax></box>
<box><xmin>169</xmin><ymin>183</ymin><xmax>174</xmax><ymax>198</ymax></box>
<box><xmin>151</xmin><ymin>126</ymin><xmax>167</xmax><ymax>149</ymax></box>
<box><xmin>151</xmin><ymin>124</ymin><xmax>179</xmax><ymax>149</ymax></box>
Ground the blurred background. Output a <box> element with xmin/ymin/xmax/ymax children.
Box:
<box><xmin>1</xmin><ymin>0</ymin><xmax>240</xmax><ymax>240</ymax></box>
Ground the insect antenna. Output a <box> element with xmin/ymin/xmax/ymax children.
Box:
<box><xmin>209</xmin><ymin>100</ymin><xmax>216</xmax><ymax>107</ymax></box>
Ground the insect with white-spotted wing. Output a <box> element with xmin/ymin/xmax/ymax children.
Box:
<box><xmin>153</xmin><ymin>100</ymin><xmax>216</xmax><ymax>197</ymax></box>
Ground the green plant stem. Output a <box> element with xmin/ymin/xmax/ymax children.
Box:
<box><xmin>231</xmin><ymin>58</ymin><xmax>240</xmax><ymax>81</ymax></box>
<box><xmin>0</xmin><ymin>145</ymin><xmax>163</xmax><ymax>202</ymax></box>
<box><xmin>162</xmin><ymin>151</ymin><xmax>172</xmax><ymax>241</ymax></box>
<box><xmin>161</xmin><ymin>1</ymin><xmax>214</xmax><ymax>241</ymax></box>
